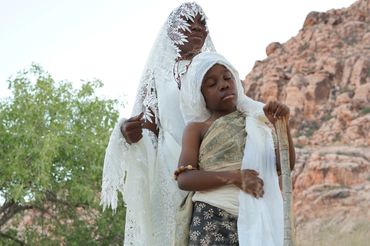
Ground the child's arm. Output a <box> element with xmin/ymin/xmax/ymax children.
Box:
<box><xmin>177</xmin><ymin>123</ymin><xmax>264</xmax><ymax>198</ymax></box>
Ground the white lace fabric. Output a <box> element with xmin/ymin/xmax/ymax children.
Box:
<box><xmin>180</xmin><ymin>52</ymin><xmax>284</xmax><ymax>246</ymax></box>
<box><xmin>100</xmin><ymin>2</ymin><xmax>215</xmax><ymax>245</ymax></box>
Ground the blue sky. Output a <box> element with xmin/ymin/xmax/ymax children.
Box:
<box><xmin>0</xmin><ymin>0</ymin><xmax>356</xmax><ymax>116</ymax></box>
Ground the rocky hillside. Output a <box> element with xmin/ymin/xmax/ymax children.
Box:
<box><xmin>243</xmin><ymin>0</ymin><xmax>370</xmax><ymax>242</ymax></box>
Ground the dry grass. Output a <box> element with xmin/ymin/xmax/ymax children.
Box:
<box><xmin>297</xmin><ymin>222</ymin><xmax>370</xmax><ymax>246</ymax></box>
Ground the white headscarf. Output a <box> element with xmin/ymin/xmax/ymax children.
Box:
<box><xmin>180</xmin><ymin>52</ymin><xmax>284</xmax><ymax>246</ymax></box>
<box><xmin>180</xmin><ymin>52</ymin><xmax>265</xmax><ymax>123</ymax></box>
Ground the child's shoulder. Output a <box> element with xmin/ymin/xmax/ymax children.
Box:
<box><xmin>184</xmin><ymin>121</ymin><xmax>207</xmax><ymax>132</ymax></box>
<box><xmin>184</xmin><ymin>121</ymin><xmax>211</xmax><ymax>140</ymax></box>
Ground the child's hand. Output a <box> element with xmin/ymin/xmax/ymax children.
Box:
<box><xmin>233</xmin><ymin>170</ymin><xmax>264</xmax><ymax>198</ymax></box>
<box><xmin>263</xmin><ymin>101</ymin><xmax>290</xmax><ymax>126</ymax></box>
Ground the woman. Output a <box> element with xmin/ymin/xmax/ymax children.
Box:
<box><xmin>100</xmin><ymin>2</ymin><xmax>217</xmax><ymax>245</ymax></box>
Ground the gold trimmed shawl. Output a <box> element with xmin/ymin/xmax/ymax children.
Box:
<box><xmin>198</xmin><ymin>110</ymin><xmax>246</xmax><ymax>172</ymax></box>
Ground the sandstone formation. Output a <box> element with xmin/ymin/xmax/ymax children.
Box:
<box><xmin>242</xmin><ymin>0</ymin><xmax>370</xmax><ymax>242</ymax></box>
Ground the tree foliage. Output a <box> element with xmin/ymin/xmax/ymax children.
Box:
<box><xmin>0</xmin><ymin>64</ymin><xmax>125</xmax><ymax>245</ymax></box>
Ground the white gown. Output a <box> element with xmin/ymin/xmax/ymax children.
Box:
<box><xmin>100</xmin><ymin>3</ymin><xmax>216</xmax><ymax>245</ymax></box>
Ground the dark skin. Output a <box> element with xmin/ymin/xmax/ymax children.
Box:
<box><xmin>120</xmin><ymin>111</ymin><xmax>159</xmax><ymax>144</ymax></box>
<box><xmin>177</xmin><ymin>14</ymin><xmax>208</xmax><ymax>60</ymax></box>
<box><xmin>120</xmin><ymin>14</ymin><xmax>208</xmax><ymax>143</ymax></box>
<box><xmin>177</xmin><ymin>64</ymin><xmax>295</xmax><ymax>198</ymax></box>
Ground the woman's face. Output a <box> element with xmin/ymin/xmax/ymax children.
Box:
<box><xmin>201</xmin><ymin>64</ymin><xmax>237</xmax><ymax>114</ymax></box>
<box><xmin>178</xmin><ymin>14</ymin><xmax>208</xmax><ymax>59</ymax></box>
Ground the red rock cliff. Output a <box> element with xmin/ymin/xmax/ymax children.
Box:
<box><xmin>243</xmin><ymin>0</ymin><xmax>370</xmax><ymax>242</ymax></box>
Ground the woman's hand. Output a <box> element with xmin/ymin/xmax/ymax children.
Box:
<box><xmin>120</xmin><ymin>111</ymin><xmax>158</xmax><ymax>144</ymax></box>
<box><xmin>263</xmin><ymin>101</ymin><xmax>290</xmax><ymax>126</ymax></box>
<box><xmin>233</xmin><ymin>169</ymin><xmax>264</xmax><ymax>198</ymax></box>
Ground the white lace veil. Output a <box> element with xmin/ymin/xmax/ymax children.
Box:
<box><xmin>101</xmin><ymin>3</ymin><xmax>217</xmax><ymax>245</ymax></box>
<box><xmin>180</xmin><ymin>52</ymin><xmax>284</xmax><ymax>246</ymax></box>
<box><xmin>131</xmin><ymin>2</ymin><xmax>216</xmax><ymax>124</ymax></box>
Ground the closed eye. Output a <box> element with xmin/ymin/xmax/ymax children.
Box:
<box><xmin>208</xmin><ymin>81</ymin><xmax>216</xmax><ymax>87</ymax></box>
<box><xmin>204</xmin><ymin>79</ymin><xmax>216</xmax><ymax>87</ymax></box>
<box><xmin>224</xmin><ymin>72</ymin><xmax>232</xmax><ymax>80</ymax></box>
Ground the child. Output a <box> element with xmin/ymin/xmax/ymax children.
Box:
<box><xmin>175</xmin><ymin>52</ymin><xmax>295</xmax><ymax>245</ymax></box>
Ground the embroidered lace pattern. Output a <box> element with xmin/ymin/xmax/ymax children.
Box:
<box><xmin>146</xmin><ymin>130</ymin><xmax>158</xmax><ymax>151</ymax></box>
<box><xmin>167</xmin><ymin>2</ymin><xmax>208</xmax><ymax>58</ymax></box>
<box><xmin>138</xmin><ymin>69</ymin><xmax>159</xmax><ymax>126</ymax></box>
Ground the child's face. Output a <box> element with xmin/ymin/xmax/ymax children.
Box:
<box><xmin>201</xmin><ymin>64</ymin><xmax>237</xmax><ymax>113</ymax></box>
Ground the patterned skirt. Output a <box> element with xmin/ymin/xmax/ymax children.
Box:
<box><xmin>189</xmin><ymin>201</ymin><xmax>239</xmax><ymax>246</ymax></box>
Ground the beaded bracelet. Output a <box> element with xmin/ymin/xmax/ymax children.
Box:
<box><xmin>173</xmin><ymin>165</ymin><xmax>197</xmax><ymax>180</ymax></box>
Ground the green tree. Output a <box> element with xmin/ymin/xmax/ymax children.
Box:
<box><xmin>0</xmin><ymin>64</ymin><xmax>125</xmax><ymax>245</ymax></box>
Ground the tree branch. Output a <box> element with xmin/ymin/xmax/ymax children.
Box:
<box><xmin>0</xmin><ymin>201</ymin><xmax>33</xmax><ymax>227</ymax></box>
<box><xmin>45</xmin><ymin>190</ymin><xmax>88</xmax><ymax>208</ymax></box>
<box><xmin>0</xmin><ymin>200</ymin><xmax>15</xmax><ymax>215</ymax></box>
<box><xmin>0</xmin><ymin>232</ymin><xmax>26</xmax><ymax>245</ymax></box>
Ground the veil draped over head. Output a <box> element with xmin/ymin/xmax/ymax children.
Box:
<box><xmin>180</xmin><ymin>52</ymin><xmax>284</xmax><ymax>246</ymax></box>
<box><xmin>101</xmin><ymin>2</ymin><xmax>216</xmax><ymax>245</ymax></box>
<box><xmin>131</xmin><ymin>2</ymin><xmax>215</xmax><ymax>125</ymax></box>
